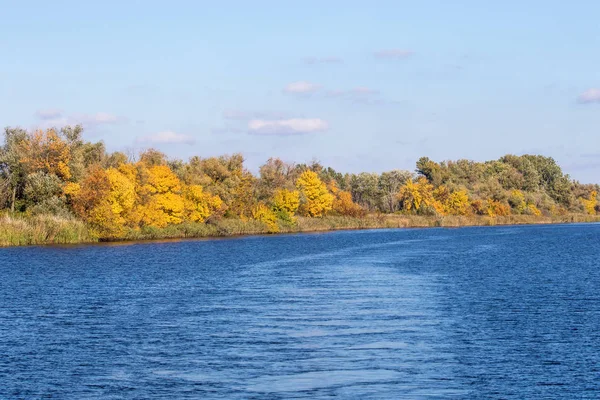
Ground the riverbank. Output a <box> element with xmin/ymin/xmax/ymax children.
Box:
<box><xmin>2</xmin><ymin>213</ymin><xmax>600</xmax><ymax>247</ymax></box>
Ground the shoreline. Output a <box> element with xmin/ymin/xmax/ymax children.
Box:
<box><xmin>95</xmin><ymin>218</ymin><xmax>599</xmax><ymax>248</ymax></box>
<box><xmin>2</xmin><ymin>214</ymin><xmax>600</xmax><ymax>248</ymax></box>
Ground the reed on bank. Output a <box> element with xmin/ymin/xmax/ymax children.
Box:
<box><xmin>2</xmin><ymin>213</ymin><xmax>599</xmax><ymax>247</ymax></box>
<box><xmin>0</xmin><ymin>214</ymin><xmax>96</xmax><ymax>246</ymax></box>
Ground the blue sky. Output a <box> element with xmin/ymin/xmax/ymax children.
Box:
<box><xmin>1</xmin><ymin>0</ymin><xmax>599</xmax><ymax>181</ymax></box>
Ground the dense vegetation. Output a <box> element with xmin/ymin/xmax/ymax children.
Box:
<box><xmin>1</xmin><ymin>126</ymin><xmax>599</xmax><ymax>245</ymax></box>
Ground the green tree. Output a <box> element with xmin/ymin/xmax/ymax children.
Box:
<box><xmin>378</xmin><ymin>170</ymin><xmax>412</xmax><ymax>212</ymax></box>
<box><xmin>257</xmin><ymin>158</ymin><xmax>296</xmax><ymax>200</ymax></box>
<box><xmin>416</xmin><ymin>157</ymin><xmax>445</xmax><ymax>186</ymax></box>
<box><xmin>0</xmin><ymin>128</ymin><xmax>29</xmax><ymax>212</ymax></box>
<box><xmin>23</xmin><ymin>172</ymin><xmax>63</xmax><ymax>209</ymax></box>
<box><xmin>349</xmin><ymin>172</ymin><xmax>380</xmax><ymax>211</ymax></box>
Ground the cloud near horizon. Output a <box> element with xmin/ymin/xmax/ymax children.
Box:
<box><xmin>247</xmin><ymin>118</ymin><xmax>329</xmax><ymax>135</ymax></box>
<box><xmin>34</xmin><ymin>109</ymin><xmax>126</xmax><ymax>129</ymax></box>
<box><xmin>283</xmin><ymin>81</ymin><xmax>322</xmax><ymax>94</ymax></box>
<box><xmin>578</xmin><ymin>88</ymin><xmax>600</xmax><ymax>104</ymax></box>
<box><xmin>35</xmin><ymin>108</ymin><xmax>63</xmax><ymax>120</ymax></box>
<box><xmin>136</xmin><ymin>131</ymin><xmax>195</xmax><ymax>145</ymax></box>
<box><xmin>76</xmin><ymin>112</ymin><xmax>125</xmax><ymax>126</ymax></box>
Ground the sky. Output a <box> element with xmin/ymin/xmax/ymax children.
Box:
<box><xmin>1</xmin><ymin>0</ymin><xmax>599</xmax><ymax>182</ymax></box>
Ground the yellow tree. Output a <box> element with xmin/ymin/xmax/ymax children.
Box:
<box><xmin>89</xmin><ymin>168</ymin><xmax>136</xmax><ymax>237</ymax></box>
<box><xmin>114</xmin><ymin>162</ymin><xmax>145</xmax><ymax>227</ymax></box>
<box><xmin>138</xmin><ymin>165</ymin><xmax>185</xmax><ymax>227</ymax></box>
<box><xmin>64</xmin><ymin>167</ymin><xmax>128</xmax><ymax>238</ymax></box>
<box><xmin>70</xmin><ymin>166</ymin><xmax>135</xmax><ymax>238</ymax></box>
<box><xmin>580</xmin><ymin>191</ymin><xmax>597</xmax><ymax>215</ymax></box>
<box><xmin>117</xmin><ymin>162</ymin><xmax>139</xmax><ymax>184</ymax></box>
<box><xmin>20</xmin><ymin>129</ymin><xmax>72</xmax><ymax>180</ymax></box>
<box><xmin>397</xmin><ymin>177</ymin><xmax>434</xmax><ymax>213</ymax></box>
<box><xmin>328</xmin><ymin>180</ymin><xmax>364</xmax><ymax>217</ymax></box>
<box><xmin>252</xmin><ymin>203</ymin><xmax>280</xmax><ymax>233</ymax></box>
<box><xmin>296</xmin><ymin>170</ymin><xmax>333</xmax><ymax>217</ymax></box>
<box><xmin>183</xmin><ymin>184</ymin><xmax>223</xmax><ymax>222</ymax></box>
<box><xmin>104</xmin><ymin>168</ymin><xmax>136</xmax><ymax>226</ymax></box>
<box><xmin>432</xmin><ymin>185</ymin><xmax>450</xmax><ymax>215</ymax></box>
<box><xmin>486</xmin><ymin>199</ymin><xmax>511</xmax><ymax>217</ymax></box>
<box><xmin>525</xmin><ymin>203</ymin><xmax>542</xmax><ymax>216</ymax></box>
<box><xmin>509</xmin><ymin>189</ymin><xmax>543</xmax><ymax>216</ymax></box>
<box><xmin>444</xmin><ymin>190</ymin><xmax>470</xmax><ymax>215</ymax></box>
<box><xmin>70</xmin><ymin>166</ymin><xmax>110</xmax><ymax>221</ymax></box>
<box><xmin>508</xmin><ymin>190</ymin><xmax>527</xmax><ymax>213</ymax></box>
<box><xmin>272</xmin><ymin>188</ymin><xmax>300</xmax><ymax>222</ymax></box>
<box><xmin>333</xmin><ymin>191</ymin><xmax>365</xmax><ymax>217</ymax></box>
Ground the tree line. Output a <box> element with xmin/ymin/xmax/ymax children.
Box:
<box><xmin>1</xmin><ymin>126</ymin><xmax>598</xmax><ymax>238</ymax></box>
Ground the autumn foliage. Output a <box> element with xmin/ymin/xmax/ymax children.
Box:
<box><xmin>272</xmin><ymin>188</ymin><xmax>300</xmax><ymax>222</ymax></box>
<box><xmin>20</xmin><ymin>129</ymin><xmax>72</xmax><ymax>180</ymax></box>
<box><xmin>296</xmin><ymin>170</ymin><xmax>334</xmax><ymax>217</ymax></box>
<box><xmin>580</xmin><ymin>191</ymin><xmax>598</xmax><ymax>215</ymax></box>
<box><xmin>1</xmin><ymin>125</ymin><xmax>599</xmax><ymax>240</ymax></box>
<box><xmin>329</xmin><ymin>181</ymin><xmax>364</xmax><ymax>217</ymax></box>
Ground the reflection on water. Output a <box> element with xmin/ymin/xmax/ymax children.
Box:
<box><xmin>1</xmin><ymin>224</ymin><xmax>599</xmax><ymax>398</ymax></box>
<box><xmin>246</xmin><ymin>369</ymin><xmax>404</xmax><ymax>393</ymax></box>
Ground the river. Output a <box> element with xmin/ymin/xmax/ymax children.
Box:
<box><xmin>1</xmin><ymin>224</ymin><xmax>599</xmax><ymax>398</ymax></box>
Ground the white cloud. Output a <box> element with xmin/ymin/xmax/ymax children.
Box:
<box><xmin>83</xmin><ymin>112</ymin><xmax>121</xmax><ymax>124</ymax></box>
<box><xmin>35</xmin><ymin>108</ymin><xmax>63</xmax><ymax>120</ymax></box>
<box><xmin>374</xmin><ymin>49</ymin><xmax>414</xmax><ymax>59</ymax></box>
<box><xmin>248</xmin><ymin>118</ymin><xmax>329</xmax><ymax>135</ymax></box>
<box><xmin>34</xmin><ymin>110</ymin><xmax>126</xmax><ymax>130</ymax></box>
<box><xmin>36</xmin><ymin>117</ymin><xmax>71</xmax><ymax>129</ymax></box>
<box><xmin>578</xmin><ymin>88</ymin><xmax>600</xmax><ymax>104</ymax></box>
<box><xmin>70</xmin><ymin>112</ymin><xmax>125</xmax><ymax>128</ymax></box>
<box><xmin>136</xmin><ymin>131</ymin><xmax>195</xmax><ymax>144</ymax></box>
<box><xmin>283</xmin><ymin>81</ymin><xmax>322</xmax><ymax>94</ymax></box>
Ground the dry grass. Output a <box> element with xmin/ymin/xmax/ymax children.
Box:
<box><xmin>0</xmin><ymin>214</ymin><xmax>96</xmax><ymax>246</ymax></box>
<box><xmin>2</xmin><ymin>213</ymin><xmax>600</xmax><ymax>247</ymax></box>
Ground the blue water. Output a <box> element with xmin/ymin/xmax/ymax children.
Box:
<box><xmin>1</xmin><ymin>224</ymin><xmax>599</xmax><ymax>399</ymax></box>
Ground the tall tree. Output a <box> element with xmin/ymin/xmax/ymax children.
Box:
<box><xmin>296</xmin><ymin>170</ymin><xmax>333</xmax><ymax>217</ymax></box>
<box><xmin>0</xmin><ymin>128</ymin><xmax>28</xmax><ymax>212</ymax></box>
